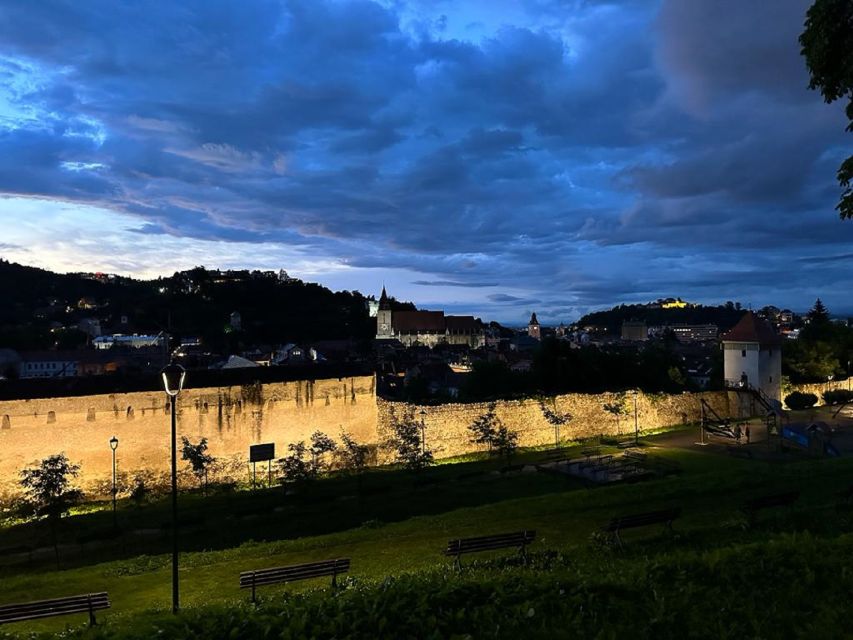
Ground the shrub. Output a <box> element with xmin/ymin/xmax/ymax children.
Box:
<box><xmin>823</xmin><ymin>389</ymin><xmax>853</xmax><ymax>405</ymax></box>
<box><xmin>784</xmin><ymin>391</ymin><xmax>819</xmax><ymax>410</ymax></box>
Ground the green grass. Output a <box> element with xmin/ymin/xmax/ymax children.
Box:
<box><xmin>1</xmin><ymin>433</ymin><xmax>852</xmax><ymax>636</ymax></box>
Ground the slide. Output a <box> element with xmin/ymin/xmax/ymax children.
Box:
<box><xmin>825</xmin><ymin>443</ymin><xmax>841</xmax><ymax>458</ymax></box>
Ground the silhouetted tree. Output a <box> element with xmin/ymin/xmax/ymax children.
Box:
<box><xmin>19</xmin><ymin>454</ymin><xmax>83</xmax><ymax>565</ymax></box>
<box><xmin>801</xmin><ymin>0</ymin><xmax>853</xmax><ymax>219</ymax></box>
<box><xmin>385</xmin><ymin>408</ymin><xmax>433</xmax><ymax>471</ymax></box>
<box><xmin>180</xmin><ymin>436</ymin><xmax>215</xmax><ymax>491</ymax></box>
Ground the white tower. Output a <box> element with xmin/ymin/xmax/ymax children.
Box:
<box><xmin>721</xmin><ymin>312</ymin><xmax>782</xmax><ymax>403</ymax></box>
<box><xmin>376</xmin><ymin>287</ymin><xmax>393</xmax><ymax>338</ymax></box>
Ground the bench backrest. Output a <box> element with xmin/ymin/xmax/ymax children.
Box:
<box><xmin>239</xmin><ymin>558</ymin><xmax>350</xmax><ymax>590</ymax></box>
<box><xmin>605</xmin><ymin>508</ymin><xmax>681</xmax><ymax>532</ymax></box>
<box><xmin>0</xmin><ymin>593</ymin><xmax>110</xmax><ymax>625</ymax></box>
<box><xmin>444</xmin><ymin>530</ymin><xmax>536</xmax><ymax>556</ymax></box>
<box><xmin>744</xmin><ymin>491</ymin><xmax>799</xmax><ymax>511</ymax></box>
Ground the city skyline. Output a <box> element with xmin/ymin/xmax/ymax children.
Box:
<box><xmin>1</xmin><ymin>0</ymin><xmax>851</xmax><ymax>324</ymax></box>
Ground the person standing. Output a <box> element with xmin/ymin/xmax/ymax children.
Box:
<box><xmin>745</xmin><ymin>425</ymin><xmax>751</xmax><ymax>444</ymax></box>
<box><xmin>734</xmin><ymin>423</ymin><xmax>742</xmax><ymax>444</ymax></box>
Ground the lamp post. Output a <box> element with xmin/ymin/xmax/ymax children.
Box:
<box><xmin>633</xmin><ymin>390</ymin><xmax>639</xmax><ymax>446</ymax></box>
<box><xmin>161</xmin><ymin>361</ymin><xmax>186</xmax><ymax>614</ymax></box>
<box><xmin>109</xmin><ymin>436</ymin><xmax>119</xmax><ymax>529</ymax></box>
<box><xmin>419</xmin><ymin>410</ymin><xmax>426</xmax><ymax>456</ymax></box>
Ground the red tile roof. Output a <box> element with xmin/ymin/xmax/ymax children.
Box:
<box><xmin>721</xmin><ymin>312</ymin><xmax>781</xmax><ymax>345</ymax></box>
<box><xmin>445</xmin><ymin>315</ymin><xmax>481</xmax><ymax>332</ymax></box>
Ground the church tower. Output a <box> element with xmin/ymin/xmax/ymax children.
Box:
<box><xmin>376</xmin><ymin>286</ymin><xmax>393</xmax><ymax>338</ymax></box>
<box><xmin>528</xmin><ymin>312</ymin><xmax>541</xmax><ymax>340</ymax></box>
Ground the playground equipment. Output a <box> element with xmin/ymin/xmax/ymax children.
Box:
<box><xmin>779</xmin><ymin>422</ymin><xmax>840</xmax><ymax>457</ymax></box>
<box><xmin>699</xmin><ymin>399</ymin><xmax>736</xmax><ymax>443</ymax></box>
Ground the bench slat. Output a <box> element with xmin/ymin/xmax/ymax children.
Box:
<box><xmin>239</xmin><ymin>559</ymin><xmax>349</xmax><ymax>593</ymax></box>
<box><xmin>0</xmin><ymin>593</ymin><xmax>109</xmax><ymax>625</ymax></box>
<box><xmin>444</xmin><ymin>531</ymin><xmax>535</xmax><ymax>557</ymax></box>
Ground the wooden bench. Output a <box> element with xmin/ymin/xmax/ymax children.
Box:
<box><xmin>742</xmin><ymin>491</ymin><xmax>799</xmax><ymax>526</ymax></box>
<box><xmin>444</xmin><ymin>530</ymin><xmax>535</xmax><ymax>568</ymax></box>
<box><xmin>0</xmin><ymin>592</ymin><xmax>110</xmax><ymax>627</ymax></box>
<box><xmin>239</xmin><ymin>558</ymin><xmax>350</xmax><ymax>602</ymax></box>
<box><xmin>602</xmin><ymin>508</ymin><xmax>681</xmax><ymax>549</ymax></box>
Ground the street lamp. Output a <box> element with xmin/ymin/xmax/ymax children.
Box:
<box><xmin>161</xmin><ymin>361</ymin><xmax>186</xmax><ymax>614</ymax></box>
<box><xmin>419</xmin><ymin>410</ymin><xmax>427</xmax><ymax>456</ymax></box>
<box><xmin>109</xmin><ymin>436</ymin><xmax>119</xmax><ymax>529</ymax></box>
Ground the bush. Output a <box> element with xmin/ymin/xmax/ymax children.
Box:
<box><xmin>784</xmin><ymin>391</ymin><xmax>819</xmax><ymax>410</ymax></box>
<box><xmin>823</xmin><ymin>389</ymin><xmax>853</xmax><ymax>405</ymax></box>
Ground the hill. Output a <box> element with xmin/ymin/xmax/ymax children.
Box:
<box><xmin>0</xmin><ymin>260</ymin><xmax>413</xmax><ymax>353</ymax></box>
<box><xmin>577</xmin><ymin>301</ymin><xmax>748</xmax><ymax>334</ymax></box>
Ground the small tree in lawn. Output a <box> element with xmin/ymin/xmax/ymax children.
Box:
<box><xmin>339</xmin><ymin>431</ymin><xmax>371</xmax><ymax>496</ymax></box>
<box><xmin>603</xmin><ymin>395</ymin><xmax>628</xmax><ymax>436</ymax></box>
<box><xmin>19</xmin><ymin>453</ymin><xmax>83</xmax><ymax>565</ymax></box>
<box><xmin>309</xmin><ymin>430</ymin><xmax>337</xmax><ymax>473</ymax></box>
<box><xmin>468</xmin><ymin>403</ymin><xmax>500</xmax><ymax>452</ymax></box>
<box><xmin>180</xmin><ymin>436</ymin><xmax>215</xmax><ymax>492</ymax></box>
<box><xmin>385</xmin><ymin>408</ymin><xmax>433</xmax><ymax>471</ymax></box>
<box><xmin>539</xmin><ymin>399</ymin><xmax>572</xmax><ymax>449</ymax></box>
<box><xmin>277</xmin><ymin>442</ymin><xmax>316</xmax><ymax>490</ymax></box>
<box><xmin>492</xmin><ymin>425</ymin><xmax>519</xmax><ymax>465</ymax></box>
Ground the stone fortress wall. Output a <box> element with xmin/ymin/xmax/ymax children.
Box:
<box><xmin>0</xmin><ymin>374</ymin><xmax>749</xmax><ymax>498</ymax></box>
<box><xmin>0</xmin><ymin>375</ymin><xmax>377</xmax><ymax>498</ymax></box>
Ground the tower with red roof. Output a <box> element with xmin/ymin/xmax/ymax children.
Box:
<box><xmin>721</xmin><ymin>312</ymin><xmax>782</xmax><ymax>402</ymax></box>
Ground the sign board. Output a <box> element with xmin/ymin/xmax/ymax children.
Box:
<box><xmin>249</xmin><ymin>443</ymin><xmax>275</xmax><ymax>462</ymax></box>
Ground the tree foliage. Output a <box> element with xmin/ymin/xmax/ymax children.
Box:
<box><xmin>784</xmin><ymin>391</ymin><xmax>819</xmax><ymax>411</ymax></box>
<box><xmin>468</xmin><ymin>403</ymin><xmax>501</xmax><ymax>451</ymax></box>
<box><xmin>385</xmin><ymin>409</ymin><xmax>433</xmax><ymax>471</ymax></box>
<box><xmin>338</xmin><ymin>431</ymin><xmax>370</xmax><ymax>475</ymax></box>
<box><xmin>180</xmin><ymin>436</ymin><xmax>215</xmax><ymax>488</ymax></box>
<box><xmin>807</xmin><ymin>298</ymin><xmax>830</xmax><ymax>324</ymax></box>
<box><xmin>309</xmin><ymin>430</ymin><xmax>337</xmax><ymax>472</ymax></box>
<box><xmin>277</xmin><ymin>441</ymin><xmax>316</xmax><ymax>485</ymax></box>
<box><xmin>800</xmin><ymin>0</ymin><xmax>853</xmax><ymax>219</ymax></box>
<box><xmin>19</xmin><ymin>454</ymin><xmax>83</xmax><ymax>521</ymax></box>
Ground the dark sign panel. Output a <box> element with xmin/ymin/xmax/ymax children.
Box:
<box><xmin>249</xmin><ymin>443</ymin><xmax>275</xmax><ymax>462</ymax></box>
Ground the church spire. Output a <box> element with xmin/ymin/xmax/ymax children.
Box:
<box><xmin>378</xmin><ymin>286</ymin><xmax>391</xmax><ymax>311</ymax></box>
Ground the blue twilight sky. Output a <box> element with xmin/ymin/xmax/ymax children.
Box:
<box><xmin>0</xmin><ymin>0</ymin><xmax>851</xmax><ymax>324</ymax></box>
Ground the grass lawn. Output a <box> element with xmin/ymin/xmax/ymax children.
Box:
<box><xmin>2</xmin><ymin>430</ymin><xmax>852</xmax><ymax>636</ymax></box>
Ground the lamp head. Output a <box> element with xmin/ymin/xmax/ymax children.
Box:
<box><xmin>161</xmin><ymin>361</ymin><xmax>186</xmax><ymax>397</ymax></box>
<box><xmin>109</xmin><ymin>436</ymin><xmax>119</xmax><ymax>451</ymax></box>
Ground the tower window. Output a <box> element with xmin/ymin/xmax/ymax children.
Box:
<box><xmin>741</xmin><ymin>350</ymin><xmax>746</xmax><ymax>357</ymax></box>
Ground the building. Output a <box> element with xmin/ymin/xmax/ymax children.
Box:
<box><xmin>375</xmin><ymin>287</ymin><xmax>485</xmax><ymax>348</ymax></box>
<box><xmin>621</xmin><ymin>320</ymin><xmax>648</xmax><ymax>342</ymax></box>
<box><xmin>93</xmin><ymin>334</ymin><xmax>165</xmax><ymax>350</ymax></box>
<box><xmin>721</xmin><ymin>312</ymin><xmax>782</xmax><ymax>402</ymax></box>
<box><xmin>528</xmin><ymin>313</ymin><xmax>541</xmax><ymax>340</ymax></box>
<box><xmin>670</xmin><ymin>324</ymin><xmax>718</xmax><ymax>343</ymax></box>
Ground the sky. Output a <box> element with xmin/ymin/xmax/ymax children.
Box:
<box><xmin>0</xmin><ymin>0</ymin><xmax>850</xmax><ymax>324</ymax></box>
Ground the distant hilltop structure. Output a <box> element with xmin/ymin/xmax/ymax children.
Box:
<box><xmin>646</xmin><ymin>297</ymin><xmax>694</xmax><ymax>310</ymax></box>
<box><xmin>375</xmin><ymin>287</ymin><xmax>485</xmax><ymax>348</ymax></box>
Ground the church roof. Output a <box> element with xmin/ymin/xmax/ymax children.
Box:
<box><xmin>446</xmin><ymin>315</ymin><xmax>480</xmax><ymax>331</ymax></box>
<box><xmin>721</xmin><ymin>312</ymin><xmax>781</xmax><ymax>345</ymax></box>
<box><xmin>393</xmin><ymin>310</ymin><xmax>446</xmax><ymax>332</ymax></box>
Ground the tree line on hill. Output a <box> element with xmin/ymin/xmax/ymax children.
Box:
<box><xmin>0</xmin><ymin>260</ymin><xmax>415</xmax><ymax>354</ymax></box>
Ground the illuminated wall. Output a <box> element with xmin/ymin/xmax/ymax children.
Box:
<box><xmin>0</xmin><ymin>379</ymin><xmax>746</xmax><ymax>499</ymax></box>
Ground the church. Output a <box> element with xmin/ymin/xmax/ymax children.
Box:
<box><xmin>375</xmin><ymin>287</ymin><xmax>485</xmax><ymax>348</ymax></box>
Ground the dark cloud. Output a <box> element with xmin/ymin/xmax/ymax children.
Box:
<box><xmin>0</xmin><ymin>0</ymin><xmax>851</xmax><ymax>323</ymax></box>
<box><xmin>413</xmin><ymin>280</ymin><xmax>498</xmax><ymax>287</ymax></box>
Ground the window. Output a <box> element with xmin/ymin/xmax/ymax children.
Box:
<box><xmin>769</xmin><ymin>376</ymin><xmax>773</xmax><ymax>383</ymax></box>
<box><xmin>741</xmin><ymin>350</ymin><xmax>746</xmax><ymax>357</ymax></box>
